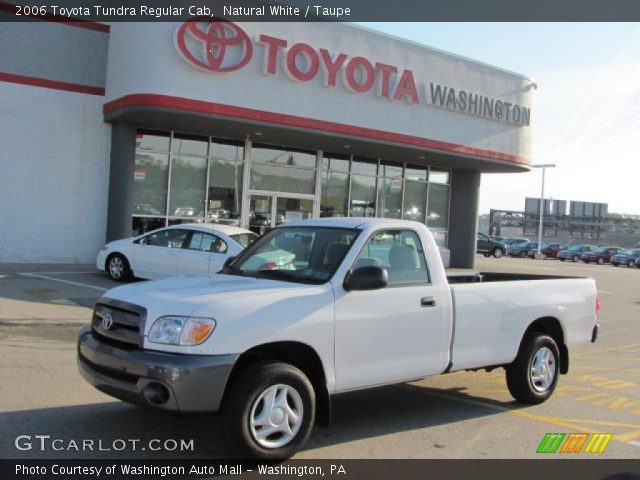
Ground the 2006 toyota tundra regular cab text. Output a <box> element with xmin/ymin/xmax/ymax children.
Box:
<box><xmin>78</xmin><ymin>218</ymin><xmax>599</xmax><ymax>458</ymax></box>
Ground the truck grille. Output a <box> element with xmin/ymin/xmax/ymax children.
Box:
<box><xmin>91</xmin><ymin>300</ymin><xmax>146</xmax><ymax>349</ymax></box>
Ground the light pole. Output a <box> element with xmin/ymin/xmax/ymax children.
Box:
<box><xmin>532</xmin><ymin>164</ymin><xmax>556</xmax><ymax>259</ymax></box>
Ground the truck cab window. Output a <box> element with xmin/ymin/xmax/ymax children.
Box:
<box><xmin>354</xmin><ymin>230</ymin><xmax>430</xmax><ymax>285</ymax></box>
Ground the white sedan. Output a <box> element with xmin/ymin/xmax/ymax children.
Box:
<box><xmin>97</xmin><ymin>224</ymin><xmax>258</xmax><ymax>281</ymax></box>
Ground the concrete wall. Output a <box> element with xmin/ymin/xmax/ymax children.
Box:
<box><xmin>0</xmin><ymin>22</ymin><xmax>111</xmax><ymax>263</ymax></box>
<box><xmin>0</xmin><ymin>82</ymin><xmax>111</xmax><ymax>262</ymax></box>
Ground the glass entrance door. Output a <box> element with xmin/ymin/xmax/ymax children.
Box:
<box><xmin>248</xmin><ymin>193</ymin><xmax>314</xmax><ymax>234</ymax></box>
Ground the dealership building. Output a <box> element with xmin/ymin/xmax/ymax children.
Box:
<box><xmin>0</xmin><ymin>19</ymin><xmax>534</xmax><ymax>267</ymax></box>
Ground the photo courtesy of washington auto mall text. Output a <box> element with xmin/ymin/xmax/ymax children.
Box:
<box><xmin>1</xmin><ymin>0</ymin><xmax>640</xmax><ymax>479</ymax></box>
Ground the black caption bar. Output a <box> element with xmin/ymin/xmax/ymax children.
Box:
<box><xmin>2</xmin><ymin>0</ymin><xmax>640</xmax><ymax>22</ymax></box>
<box><xmin>2</xmin><ymin>459</ymin><xmax>640</xmax><ymax>480</ymax></box>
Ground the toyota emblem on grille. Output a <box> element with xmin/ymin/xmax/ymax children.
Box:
<box><xmin>101</xmin><ymin>312</ymin><xmax>114</xmax><ymax>330</ymax></box>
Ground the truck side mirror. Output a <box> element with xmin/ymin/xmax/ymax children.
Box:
<box><xmin>343</xmin><ymin>266</ymin><xmax>388</xmax><ymax>291</ymax></box>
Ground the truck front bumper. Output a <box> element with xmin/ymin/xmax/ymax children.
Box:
<box><xmin>77</xmin><ymin>327</ymin><xmax>238</xmax><ymax>413</ymax></box>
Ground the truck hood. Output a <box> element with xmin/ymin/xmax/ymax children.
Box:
<box><xmin>103</xmin><ymin>274</ymin><xmax>310</xmax><ymax>312</ymax></box>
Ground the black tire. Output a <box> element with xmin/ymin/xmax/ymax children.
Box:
<box><xmin>583</xmin><ymin>260</ymin><xmax>590</xmax><ymax>264</ymax></box>
<box><xmin>492</xmin><ymin>248</ymin><xmax>504</xmax><ymax>259</ymax></box>
<box><xmin>506</xmin><ymin>333</ymin><xmax>560</xmax><ymax>405</ymax></box>
<box><xmin>106</xmin><ymin>253</ymin><xmax>132</xmax><ymax>282</ymax></box>
<box><xmin>559</xmin><ymin>258</ymin><xmax>565</xmax><ymax>262</ymax></box>
<box><xmin>573</xmin><ymin>255</ymin><xmax>580</xmax><ymax>262</ymax></box>
<box><xmin>520</xmin><ymin>252</ymin><xmax>527</xmax><ymax>258</ymax></box>
<box><xmin>221</xmin><ymin>361</ymin><xmax>315</xmax><ymax>459</ymax></box>
<box><xmin>627</xmin><ymin>260</ymin><xmax>634</xmax><ymax>268</ymax></box>
<box><xmin>597</xmin><ymin>257</ymin><xmax>604</xmax><ymax>265</ymax></box>
<box><xmin>483</xmin><ymin>253</ymin><xmax>490</xmax><ymax>257</ymax></box>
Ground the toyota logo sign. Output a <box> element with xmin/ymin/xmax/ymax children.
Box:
<box><xmin>174</xmin><ymin>20</ymin><xmax>253</xmax><ymax>73</ymax></box>
<box><xmin>101</xmin><ymin>312</ymin><xmax>114</xmax><ymax>330</ymax></box>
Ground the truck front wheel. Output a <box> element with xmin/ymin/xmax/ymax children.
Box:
<box><xmin>221</xmin><ymin>361</ymin><xmax>315</xmax><ymax>459</ymax></box>
<box><xmin>506</xmin><ymin>333</ymin><xmax>560</xmax><ymax>405</ymax></box>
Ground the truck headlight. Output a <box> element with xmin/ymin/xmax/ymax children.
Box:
<box><xmin>148</xmin><ymin>316</ymin><xmax>216</xmax><ymax>346</ymax></box>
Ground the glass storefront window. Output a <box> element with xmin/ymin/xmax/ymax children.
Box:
<box><xmin>208</xmin><ymin>158</ymin><xmax>244</xmax><ymax>225</ymax></box>
<box><xmin>252</xmin><ymin>146</ymin><xmax>316</xmax><ymax>168</ymax></box>
<box><xmin>429</xmin><ymin>168</ymin><xmax>450</xmax><ymax>184</ymax></box>
<box><xmin>133</xmin><ymin>152</ymin><xmax>169</xmax><ymax>216</ymax></box>
<box><xmin>320</xmin><ymin>170</ymin><xmax>348</xmax><ymax>217</ymax></box>
<box><xmin>322</xmin><ymin>156</ymin><xmax>350</xmax><ymax>172</ymax></box>
<box><xmin>351</xmin><ymin>158</ymin><xmax>378</xmax><ymax>176</ymax></box>
<box><xmin>250</xmin><ymin>162</ymin><xmax>316</xmax><ymax>194</ymax></box>
<box><xmin>168</xmin><ymin>154</ymin><xmax>207</xmax><ymax>218</ymax></box>
<box><xmin>136</xmin><ymin>130</ymin><xmax>170</xmax><ymax>151</ymax></box>
<box><xmin>403</xmin><ymin>180</ymin><xmax>426</xmax><ymax>222</ymax></box>
<box><xmin>132</xmin><ymin>217</ymin><xmax>165</xmax><ymax>236</ymax></box>
<box><xmin>171</xmin><ymin>133</ymin><xmax>208</xmax><ymax>156</ymax></box>
<box><xmin>379</xmin><ymin>176</ymin><xmax>402</xmax><ymax>218</ymax></box>
<box><xmin>405</xmin><ymin>165</ymin><xmax>428</xmax><ymax>182</ymax></box>
<box><xmin>211</xmin><ymin>141</ymin><xmax>244</xmax><ymax>161</ymax></box>
<box><xmin>427</xmin><ymin>183</ymin><xmax>450</xmax><ymax>230</ymax></box>
<box><xmin>350</xmin><ymin>174</ymin><xmax>377</xmax><ymax>217</ymax></box>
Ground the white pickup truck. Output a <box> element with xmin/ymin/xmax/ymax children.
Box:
<box><xmin>78</xmin><ymin>218</ymin><xmax>599</xmax><ymax>458</ymax></box>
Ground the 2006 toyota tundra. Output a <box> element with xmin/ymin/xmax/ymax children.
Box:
<box><xmin>78</xmin><ymin>218</ymin><xmax>599</xmax><ymax>458</ymax></box>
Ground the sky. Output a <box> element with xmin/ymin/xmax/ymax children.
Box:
<box><xmin>357</xmin><ymin>23</ymin><xmax>640</xmax><ymax>215</ymax></box>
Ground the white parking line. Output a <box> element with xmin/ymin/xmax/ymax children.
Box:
<box><xmin>18</xmin><ymin>273</ymin><xmax>108</xmax><ymax>292</ymax></box>
<box><xmin>598</xmin><ymin>290</ymin><xmax>614</xmax><ymax>295</ymax></box>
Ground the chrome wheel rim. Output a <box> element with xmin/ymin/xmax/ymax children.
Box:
<box><xmin>109</xmin><ymin>257</ymin><xmax>123</xmax><ymax>278</ymax></box>
<box><xmin>249</xmin><ymin>384</ymin><xmax>303</xmax><ymax>449</ymax></box>
<box><xmin>494</xmin><ymin>249</ymin><xmax>503</xmax><ymax>258</ymax></box>
<box><xmin>530</xmin><ymin>347</ymin><xmax>556</xmax><ymax>392</ymax></box>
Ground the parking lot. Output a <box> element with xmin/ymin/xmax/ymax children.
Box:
<box><xmin>0</xmin><ymin>257</ymin><xmax>638</xmax><ymax>459</ymax></box>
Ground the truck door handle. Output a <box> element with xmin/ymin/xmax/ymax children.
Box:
<box><xmin>421</xmin><ymin>296</ymin><xmax>436</xmax><ymax>307</ymax></box>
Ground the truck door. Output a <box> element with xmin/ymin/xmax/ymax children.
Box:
<box><xmin>333</xmin><ymin>229</ymin><xmax>451</xmax><ymax>391</ymax></box>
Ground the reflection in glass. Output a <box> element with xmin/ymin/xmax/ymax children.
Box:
<box><xmin>427</xmin><ymin>183</ymin><xmax>449</xmax><ymax>230</ymax></box>
<box><xmin>379</xmin><ymin>176</ymin><xmax>402</xmax><ymax>219</ymax></box>
<box><xmin>136</xmin><ymin>131</ymin><xmax>170</xmax><ymax>151</ymax></box>
<box><xmin>351</xmin><ymin>158</ymin><xmax>377</xmax><ymax>176</ymax></box>
<box><xmin>429</xmin><ymin>168</ymin><xmax>450</xmax><ymax>184</ymax></box>
<box><xmin>322</xmin><ymin>156</ymin><xmax>350</xmax><ymax>172</ymax></box>
<box><xmin>276</xmin><ymin>197</ymin><xmax>313</xmax><ymax>225</ymax></box>
<box><xmin>250</xmin><ymin>163</ymin><xmax>316</xmax><ymax>194</ymax></box>
<box><xmin>320</xmin><ymin>171</ymin><xmax>348</xmax><ymax>217</ymax></box>
<box><xmin>252</xmin><ymin>146</ymin><xmax>316</xmax><ymax>168</ymax></box>
<box><xmin>211</xmin><ymin>142</ymin><xmax>244</xmax><ymax>162</ymax></box>
<box><xmin>350</xmin><ymin>174</ymin><xmax>376</xmax><ymax>217</ymax></box>
<box><xmin>171</xmin><ymin>134</ymin><xmax>208</xmax><ymax>156</ymax></box>
<box><xmin>132</xmin><ymin>217</ymin><xmax>165</xmax><ymax>236</ymax></box>
<box><xmin>208</xmin><ymin>159</ymin><xmax>243</xmax><ymax>225</ymax></box>
<box><xmin>133</xmin><ymin>152</ymin><xmax>169</xmax><ymax>216</ymax></box>
<box><xmin>405</xmin><ymin>165</ymin><xmax>428</xmax><ymax>182</ymax></box>
<box><xmin>403</xmin><ymin>180</ymin><xmax>426</xmax><ymax>223</ymax></box>
<box><xmin>249</xmin><ymin>195</ymin><xmax>272</xmax><ymax>235</ymax></box>
<box><xmin>169</xmin><ymin>155</ymin><xmax>207</xmax><ymax>217</ymax></box>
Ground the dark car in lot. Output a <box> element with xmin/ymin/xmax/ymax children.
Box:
<box><xmin>508</xmin><ymin>241</ymin><xmax>539</xmax><ymax>258</ymax></box>
<box><xmin>581</xmin><ymin>247</ymin><xmax>625</xmax><ymax>265</ymax></box>
<box><xmin>557</xmin><ymin>245</ymin><xmax>597</xmax><ymax>262</ymax></box>
<box><xmin>476</xmin><ymin>233</ymin><xmax>506</xmax><ymax>258</ymax></box>
<box><xmin>611</xmin><ymin>248</ymin><xmax>640</xmax><ymax>267</ymax></box>
<box><xmin>526</xmin><ymin>243</ymin><xmax>568</xmax><ymax>259</ymax></box>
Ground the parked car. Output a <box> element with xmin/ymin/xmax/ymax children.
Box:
<box><xmin>476</xmin><ymin>233</ymin><xmax>506</xmax><ymax>258</ymax></box>
<box><xmin>557</xmin><ymin>245</ymin><xmax>597</xmax><ymax>262</ymax></box>
<box><xmin>509</xmin><ymin>242</ymin><xmax>539</xmax><ymax>258</ymax></box>
<box><xmin>581</xmin><ymin>247</ymin><xmax>625</xmax><ymax>265</ymax></box>
<box><xmin>79</xmin><ymin>218</ymin><xmax>599</xmax><ymax>459</ymax></box>
<box><xmin>503</xmin><ymin>237</ymin><xmax>530</xmax><ymax>248</ymax></box>
<box><xmin>97</xmin><ymin>223</ymin><xmax>258</xmax><ymax>281</ymax></box>
<box><xmin>611</xmin><ymin>248</ymin><xmax>640</xmax><ymax>267</ymax></box>
<box><xmin>527</xmin><ymin>243</ymin><xmax>568</xmax><ymax>259</ymax></box>
<box><xmin>636</xmin><ymin>256</ymin><xmax>640</xmax><ymax>268</ymax></box>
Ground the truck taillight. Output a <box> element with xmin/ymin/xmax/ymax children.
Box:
<box><xmin>596</xmin><ymin>292</ymin><xmax>601</xmax><ymax>314</ymax></box>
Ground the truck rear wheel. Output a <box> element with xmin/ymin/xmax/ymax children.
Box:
<box><xmin>221</xmin><ymin>361</ymin><xmax>315</xmax><ymax>459</ymax></box>
<box><xmin>506</xmin><ymin>333</ymin><xmax>560</xmax><ymax>405</ymax></box>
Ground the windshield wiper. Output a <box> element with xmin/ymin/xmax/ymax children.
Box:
<box><xmin>255</xmin><ymin>269</ymin><xmax>317</xmax><ymax>284</ymax></box>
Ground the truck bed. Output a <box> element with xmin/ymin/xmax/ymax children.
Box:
<box><xmin>446</xmin><ymin>271</ymin><xmax>582</xmax><ymax>284</ymax></box>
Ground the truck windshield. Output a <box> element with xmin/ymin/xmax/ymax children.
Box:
<box><xmin>223</xmin><ymin>227</ymin><xmax>360</xmax><ymax>284</ymax></box>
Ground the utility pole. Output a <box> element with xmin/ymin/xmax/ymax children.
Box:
<box><xmin>533</xmin><ymin>164</ymin><xmax>556</xmax><ymax>259</ymax></box>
